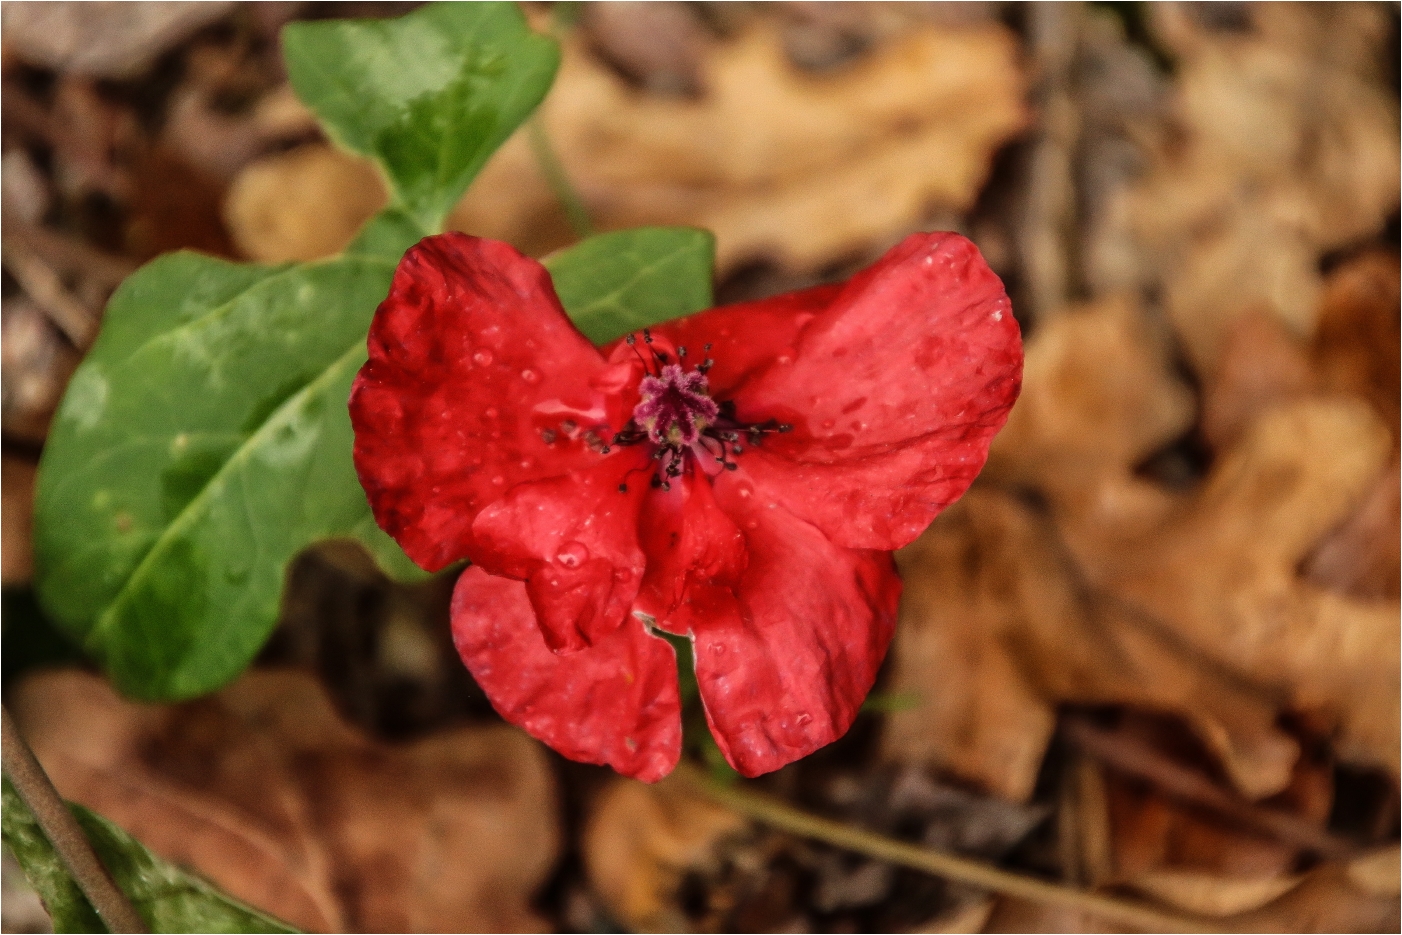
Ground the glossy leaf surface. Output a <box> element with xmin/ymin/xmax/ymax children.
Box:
<box><xmin>283</xmin><ymin>2</ymin><xmax>559</xmax><ymax>231</ymax></box>
<box><xmin>34</xmin><ymin>213</ymin><xmax>425</xmax><ymax>701</ymax></box>
<box><xmin>544</xmin><ymin>227</ymin><xmax>716</xmax><ymax>344</ymax></box>
<box><xmin>2</xmin><ymin>779</ymin><xmax>296</xmax><ymax>933</ymax></box>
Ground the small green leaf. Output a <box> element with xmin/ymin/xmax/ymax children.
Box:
<box><xmin>283</xmin><ymin>2</ymin><xmax>559</xmax><ymax>232</ymax></box>
<box><xmin>2</xmin><ymin>778</ymin><xmax>296</xmax><ymax>933</ymax></box>
<box><xmin>545</xmin><ymin>227</ymin><xmax>716</xmax><ymax>344</ymax></box>
<box><xmin>34</xmin><ymin>212</ymin><xmax>428</xmax><ymax>702</ymax></box>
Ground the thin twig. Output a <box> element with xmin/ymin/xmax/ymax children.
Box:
<box><xmin>1063</xmin><ymin>716</ymin><xmax>1354</xmax><ymax>859</ymax></box>
<box><xmin>674</xmin><ymin>762</ymin><xmax>1223</xmax><ymax>934</ymax></box>
<box><xmin>527</xmin><ymin>114</ymin><xmax>595</xmax><ymax>238</ymax></box>
<box><xmin>2</xmin><ymin>705</ymin><xmax>148</xmax><ymax>933</ymax></box>
<box><xmin>1</xmin><ymin>245</ymin><xmax>99</xmax><ymax>349</ymax></box>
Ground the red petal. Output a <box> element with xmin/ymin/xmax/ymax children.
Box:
<box><xmin>470</xmin><ymin>450</ymin><xmax>652</xmax><ymax>651</ymax></box>
<box><xmin>720</xmin><ymin>233</ymin><xmax>1022</xmax><ymax>551</ymax></box>
<box><xmin>678</xmin><ymin>479</ymin><xmax>902</xmax><ymax>777</ymax></box>
<box><xmin>451</xmin><ymin>566</ymin><xmax>682</xmax><ymax>782</ymax></box>
<box><xmin>635</xmin><ymin>471</ymin><xmax>747</xmax><ymax>630</ymax></box>
<box><xmin>351</xmin><ymin>234</ymin><xmax>623</xmax><ymax>571</ymax></box>
<box><xmin>603</xmin><ymin>283</ymin><xmax>844</xmax><ymax>398</ymax></box>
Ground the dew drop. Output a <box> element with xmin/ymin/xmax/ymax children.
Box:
<box><xmin>556</xmin><ymin>541</ymin><xmax>590</xmax><ymax>568</ymax></box>
<box><xmin>777</xmin><ymin>355</ymin><xmax>792</xmax><ymax>365</ymax></box>
<box><xmin>820</xmin><ymin>418</ymin><xmax>836</xmax><ymax>430</ymax></box>
<box><xmin>485</xmin><ymin>407</ymin><xmax>498</xmax><ymax>419</ymax></box>
<box><xmin>491</xmin><ymin>475</ymin><xmax>504</xmax><ymax>486</ymax></box>
<box><xmin>737</xmin><ymin>484</ymin><xmax>753</xmax><ymax>499</ymax></box>
<box><xmin>520</xmin><ymin>369</ymin><xmax>540</xmax><ymax>384</ymax></box>
<box><xmin>519</xmin><ymin>458</ymin><xmax>534</xmax><ymax>470</ymax></box>
<box><xmin>796</xmin><ymin>712</ymin><xmax>812</xmax><ymax>725</ymax></box>
<box><xmin>746</xmin><ymin>520</ymin><xmax>759</xmax><ymax>529</ymax></box>
<box><xmin>472</xmin><ymin>349</ymin><xmax>494</xmax><ymax>366</ymax></box>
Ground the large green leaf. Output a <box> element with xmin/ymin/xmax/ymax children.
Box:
<box><xmin>2</xmin><ymin>779</ymin><xmax>296</xmax><ymax>933</ymax></box>
<box><xmin>545</xmin><ymin>227</ymin><xmax>716</xmax><ymax>344</ymax></box>
<box><xmin>34</xmin><ymin>213</ymin><xmax>426</xmax><ymax>701</ymax></box>
<box><xmin>283</xmin><ymin>2</ymin><xmax>559</xmax><ymax>232</ymax></box>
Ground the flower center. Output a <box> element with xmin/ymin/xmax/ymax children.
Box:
<box><xmin>634</xmin><ymin>364</ymin><xmax>718</xmax><ymax>446</ymax></box>
<box><xmin>610</xmin><ymin>331</ymin><xmax>791</xmax><ymax>491</ymax></box>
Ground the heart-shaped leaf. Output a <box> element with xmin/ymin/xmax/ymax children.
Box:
<box><xmin>283</xmin><ymin>3</ymin><xmax>559</xmax><ymax>232</ymax></box>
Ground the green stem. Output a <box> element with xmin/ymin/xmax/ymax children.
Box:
<box><xmin>527</xmin><ymin>115</ymin><xmax>595</xmax><ymax>239</ymax></box>
<box><xmin>2</xmin><ymin>705</ymin><xmax>148</xmax><ymax>933</ymax></box>
<box><xmin>673</xmin><ymin>762</ymin><xmax>1224</xmax><ymax>934</ymax></box>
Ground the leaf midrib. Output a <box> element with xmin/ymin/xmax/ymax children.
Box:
<box><xmin>86</xmin><ymin>339</ymin><xmax>367</xmax><ymax>653</ymax></box>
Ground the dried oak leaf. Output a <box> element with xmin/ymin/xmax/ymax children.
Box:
<box><xmin>537</xmin><ymin>21</ymin><xmax>1027</xmax><ymax>272</ymax></box>
<box><xmin>10</xmin><ymin>668</ymin><xmax>560</xmax><ymax>933</ymax></box>
<box><xmin>880</xmin><ymin>488</ymin><xmax>1297</xmax><ymax>804</ymax></box>
<box><xmin>983</xmin><ymin>295</ymin><xmax>1194</xmax><ymax>567</ymax></box>
<box><xmin>1097</xmin><ymin>399</ymin><xmax>1399</xmax><ymax>779</ymax></box>
<box><xmin>1123</xmin><ymin>3</ymin><xmax>1399</xmax><ymax>369</ymax></box>
<box><xmin>1203</xmin><ymin>255</ymin><xmax>1400</xmax><ymax>600</ymax></box>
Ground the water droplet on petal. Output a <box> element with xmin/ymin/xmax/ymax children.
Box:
<box><xmin>485</xmin><ymin>407</ymin><xmax>498</xmax><ymax>419</ymax></box>
<box><xmin>556</xmin><ymin>541</ymin><xmax>590</xmax><ymax>568</ymax></box>
<box><xmin>746</xmin><ymin>520</ymin><xmax>758</xmax><ymax>529</ymax></box>
<box><xmin>820</xmin><ymin>419</ymin><xmax>836</xmax><ymax>430</ymax></box>
<box><xmin>473</xmin><ymin>349</ymin><xmax>493</xmax><ymax>366</ymax></box>
<box><xmin>737</xmin><ymin>484</ymin><xmax>753</xmax><ymax>498</ymax></box>
<box><xmin>491</xmin><ymin>475</ymin><xmax>504</xmax><ymax>486</ymax></box>
<box><xmin>796</xmin><ymin>713</ymin><xmax>812</xmax><ymax>725</ymax></box>
<box><xmin>520</xmin><ymin>369</ymin><xmax>539</xmax><ymax>384</ymax></box>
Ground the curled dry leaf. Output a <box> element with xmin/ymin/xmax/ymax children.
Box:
<box><xmin>984</xmin><ymin>295</ymin><xmax>1194</xmax><ymax>569</ymax></box>
<box><xmin>534</xmin><ymin>21</ymin><xmax>1027</xmax><ymax>272</ymax></box>
<box><xmin>880</xmin><ymin>488</ymin><xmax>1297</xmax><ymax>804</ymax></box>
<box><xmin>1099</xmin><ymin>400</ymin><xmax>1399</xmax><ymax>779</ymax></box>
<box><xmin>9</xmin><ymin>668</ymin><xmax>560</xmax><ymax>933</ymax></box>
<box><xmin>1124</xmin><ymin>3</ymin><xmax>1400</xmax><ymax>369</ymax></box>
<box><xmin>584</xmin><ymin>774</ymin><xmax>750</xmax><ymax>932</ymax></box>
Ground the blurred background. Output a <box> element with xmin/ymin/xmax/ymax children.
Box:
<box><xmin>1</xmin><ymin>2</ymin><xmax>1398</xmax><ymax>932</ymax></box>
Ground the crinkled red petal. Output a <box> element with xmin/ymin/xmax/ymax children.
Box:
<box><xmin>634</xmin><ymin>471</ymin><xmax>747</xmax><ymax>630</ymax></box>
<box><xmin>451</xmin><ymin>566</ymin><xmax>682</xmax><ymax>782</ymax></box>
<box><xmin>350</xmin><ymin>233</ymin><xmax>621</xmax><ymax>571</ymax></box>
<box><xmin>716</xmin><ymin>233</ymin><xmax>1022</xmax><ymax>551</ymax></box>
<box><xmin>676</xmin><ymin>476</ymin><xmax>902</xmax><ymax>777</ymax></box>
<box><xmin>470</xmin><ymin>449</ymin><xmax>652</xmax><ymax>651</ymax></box>
<box><xmin>603</xmin><ymin>283</ymin><xmax>843</xmax><ymax>398</ymax></box>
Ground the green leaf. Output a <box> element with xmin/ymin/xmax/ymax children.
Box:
<box><xmin>283</xmin><ymin>2</ymin><xmax>559</xmax><ymax>232</ymax></box>
<box><xmin>545</xmin><ymin>227</ymin><xmax>716</xmax><ymax>344</ymax></box>
<box><xmin>2</xmin><ymin>778</ymin><xmax>296</xmax><ymax>933</ymax></box>
<box><xmin>34</xmin><ymin>212</ymin><xmax>427</xmax><ymax>702</ymax></box>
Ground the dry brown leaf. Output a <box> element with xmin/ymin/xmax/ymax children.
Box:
<box><xmin>10</xmin><ymin>668</ymin><xmax>559</xmax><ymax>933</ymax></box>
<box><xmin>1099</xmin><ymin>399</ymin><xmax>1400</xmax><ymax>778</ymax></box>
<box><xmin>1119</xmin><ymin>3</ymin><xmax>1400</xmax><ymax>370</ymax></box>
<box><xmin>538</xmin><ymin>21</ymin><xmax>1026</xmax><ymax>272</ymax></box>
<box><xmin>1129</xmin><ymin>869</ymin><xmax>1301</xmax><ymax>918</ymax></box>
<box><xmin>984</xmin><ymin>295</ymin><xmax>1194</xmax><ymax>571</ymax></box>
<box><xmin>583</xmin><ymin>774</ymin><xmax>750</xmax><ymax>933</ymax></box>
<box><xmin>1311</xmin><ymin>250</ymin><xmax>1401</xmax><ymax>438</ymax></box>
<box><xmin>881</xmin><ymin>489</ymin><xmax>1297</xmax><ymax>803</ymax></box>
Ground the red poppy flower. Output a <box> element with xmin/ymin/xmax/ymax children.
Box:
<box><xmin>350</xmin><ymin>231</ymin><xmax>1021</xmax><ymax>782</ymax></box>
